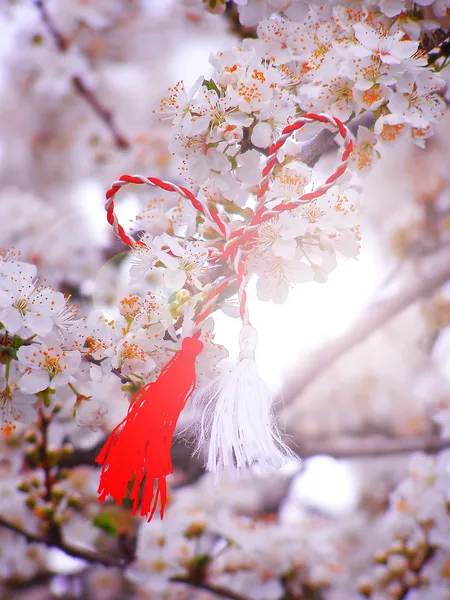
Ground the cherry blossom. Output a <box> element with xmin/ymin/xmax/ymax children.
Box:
<box><xmin>17</xmin><ymin>335</ymin><xmax>81</xmax><ymax>394</ymax></box>
<box><xmin>0</xmin><ymin>272</ymin><xmax>65</xmax><ymax>338</ymax></box>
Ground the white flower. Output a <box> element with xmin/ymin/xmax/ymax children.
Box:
<box><xmin>352</xmin><ymin>23</ymin><xmax>419</xmax><ymax>65</ymax></box>
<box><xmin>388</xmin><ymin>71</ymin><xmax>445</xmax><ymax>128</ymax></box>
<box><xmin>79</xmin><ymin>311</ymin><xmax>117</xmax><ymax>362</ymax></box>
<box><xmin>236</xmin><ymin>149</ymin><xmax>262</xmax><ymax>185</ymax></box>
<box><xmin>75</xmin><ymin>398</ymin><xmax>109</xmax><ymax>430</ymax></box>
<box><xmin>298</xmin><ymin>76</ymin><xmax>359</xmax><ymax>122</ymax></box>
<box><xmin>0</xmin><ymin>273</ymin><xmax>65</xmax><ymax>337</ymax></box>
<box><xmin>252</xmin><ymin>247</ymin><xmax>314</xmax><ymax>304</ymax></box>
<box><xmin>134</xmin><ymin>208</ymin><xmax>171</xmax><ymax>236</ymax></box>
<box><xmin>158</xmin><ymin>76</ymin><xmax>206</xmax><ymax>132</ymax></box>
<box><xmin>170</xmin><ymin>132</ymin><xmax>230</xmax><ymax>186</ymax></box>
<box><xmin>266</xmin><ymin>163</ymin><xmax>312</xmax><ymax>203</ymax></box>
<box><xmin>1</xmin><ymin>386</ymin><xmax>37</xmax><ymax>431</ymax></box>
<box><xmin>17</xmin><ymin>335</ymin><xmax>81</xmax><ymax>393</ymax></box>
<box><xmin>128</xmin><ymin>233</ymin><xmax>177</xmax><ymax>286</ymax></box>
<box><xmin>111</xmin><ymin>327</ymin><xmax>159</xmax><ymax>377</ymax></box>
<box><xmin>347</xmin><ymin>126</ymin><xmax>379</xmax><ymax>174</ymax></box>
<box><xmin>70</xmin><ymin>364</ymin><xmax>125</xmax><ymax>430</ymax></box>
<box><xmin>195</xmin><ymin>317</ymin><xmax>229</xmax><ymax>386</ymax></box>
<box><xmin>160</xmin><ymin>236</ymin><xmax>209</xmax><ymax>293</ymax></box>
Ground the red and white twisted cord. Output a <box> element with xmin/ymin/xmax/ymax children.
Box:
<box><xmin>255</xmin><ymin>113</ymin><xmax>353</xmax><ymax>211</ymax></box>
<box><xmin>105</xmin><ymin>174</ymin><xmax>227</xmax><ymax>246</ymax></box>
<box><xmin>104</xmin><ymin>113</ymin><xmax>354</xmax><ymax>331</ymax></box>
<box><xmin>221</xmin><ymin>114</ymin><xmax>353</xmax><ymax>260</ymax></box>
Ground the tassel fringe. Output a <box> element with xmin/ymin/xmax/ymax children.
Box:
<box><xmin>96</xmin><ymin>336</ymin><xmax>203</xmax><ymax>520</ymax></box>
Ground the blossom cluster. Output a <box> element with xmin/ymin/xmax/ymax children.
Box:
<box><xmin>157</xmin><ymin>2</ymin><xmax>445</xmax><ymax>302</ymax></box>
<box><xmin>0</xmin><ymin>250</ymin><xmax>227</xmax><ymax>433</ymax></box>
<box><xmin>189</xmin><ymin>0</ymin><xmax>450</xmax><ymax>26</ymax></box>
<box><xmin>359</xmin><ymin>450</ymin><xmax>450</xmax><ymax>599</ymax></box>
<box><xmin>0</xmin><ymin>0</ymin><xmax>449</xmax><ymax>598</ymax></box>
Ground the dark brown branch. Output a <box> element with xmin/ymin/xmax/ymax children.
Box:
<box><xmin>224</xmin><ymin>3</ymin><xmax>257</xmax><ymax>39</ymax></box>
<box><xmin>0</xmin><ymin>518</ymin><xmax>248</xmax><ymax>600</ymax></box>
<box><xmin>279</xmin><ymin>246</ymin><xmax>450</xmax><ymax>408</ymax></box>
<box><xmin>0</xmin><ymin>516</ymin><xmax>129</xmax><ymax>567</ymax></box>
<box><xmin>173</xmin><ymin>576</ymin><xmax>250</xmax><ymax>600</ymax></box>
<box><xmin>5</xmin><ymin>571</ymin><xmax>54</xmax><ymax>591</ymax></box>
<box><xmin>33</xmin><ymin>0</ymin><xmax>131</xmax><ymax>150</ymax></box>
<box><xmin>295</xmin><ymin>434</ymin><xmax>450</xmax><ymax>460</ymax></box>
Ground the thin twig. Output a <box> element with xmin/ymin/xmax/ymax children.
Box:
<box><xmin>279</xmin><ymin>246</ymin><xmax>450</xmax><ymax>408</ymax></box>
<box><xmin>0</xmin><ymin>518</ymin><xmax>248</xmax><ymax>600</ymax></box>
<box><xmin>0</xmin><ymin>516</ymin><xmax>129</xmax><ymax>567</ymax></box>
<box><xmin>173</xmin><ymin>576</ymin><xmax>250</xmax><ymax>600</ymax></box>
<box><xmin>33</xmin><ymin>0</ymin><xmax>131</xmax><ymax>150</ymax></box>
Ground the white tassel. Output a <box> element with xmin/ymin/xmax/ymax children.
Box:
<box><xmin>193</xmin><ymin>325</ymin><xmax>293</xmax><ymax>486</ymax></box>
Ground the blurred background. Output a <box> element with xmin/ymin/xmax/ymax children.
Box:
<box><xmin>1</xmin><ymin>1</ymin><xmax>450</xmax><ymax>599</ymax></box>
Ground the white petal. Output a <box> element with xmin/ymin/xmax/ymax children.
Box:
<box><xmin>0</xmin><ymin>308</ymin><xmax>23</xmax><ymax>334</ymax></box>
<box><xmin>251</xmin><ymin>122</ymin><xmax>273</xmax><ymax>149</ymax></box>
<box><xmin>12</xmin><ymin>392</ymin><xmax>38</xmax><ymax>425</ymax></box>
<box><xmin>353</xmin><ymin>23</ymin><xmax>380</xmax><ymax>51</ymax></box>
<box><xmin>163</xmin><ymin>269</ymin><xmax>187</xmax><ymax>293</ymax></box>
<box><xmin>0</xmin><ymin>290</ymin><xmax>13</xmax><ymax>308</ymax></box>
<box><xmin>19</xmin><ymin>372</ymin><xmax>50</xmax><ymax>394</ymax></box>
<box><xmin>61</xmin><ymin>351</ymin><xmax>82</xmax><ymax>371</ymax></box>
<box><xmin>51</xmin><ymin>373</ymin><xmax>71</xmax><ymax>388</ymax></box>
<box><xmin>392</xmin><ymin>41</ymin><xmax>419</xmax><ymax>60</ymax></box>
<box><xmin>289</xmin><ymin>261</ymin><xmax>314</xmax><ymax>283</ymax></box>
<box><xmin>24</xmin><ymin>313</ymin><xmax>53</xmax><ymax>337</ymax></box>
<box><xmin>272</xmin><ymin>238</ymin><xmax>296</xmax><ymax>260</ymax></box>
<box><xmin>225</xmin><ymin>112</ymin><xmax>253</xmax><ymax>127</ymax></box>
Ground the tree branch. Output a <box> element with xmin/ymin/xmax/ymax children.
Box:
<box><xmin>0</xmin><ymin>516</ymin><xmax>129</xmax><ymax>567</ymax></box>
<box><xmin>33</xmin><ymin>0</ymin><xmax>131</xmax><ymax>150</ymax></box>
<box><xmin>173</xmin><ymin>576</ymin><xmax>249</xmax><ymax>600</ymax></box>
<box><xmin>0</xmin><ymin>518</ymin><xmax>248</xmax><ymax>600</ymax></box>
<box><xmin>279</xmin><ymin>246</ymin><xmax>450</xmax><ymax>408</ymax></box>
<box><xmin>295</xmin><ymin>434</ymin><xmax>450</xmax><ymax>460</ymax></box>
<box><xmin>224</xmin><ymin>3</ymin><xmax>257</xmax><ymax>39</ymax></box>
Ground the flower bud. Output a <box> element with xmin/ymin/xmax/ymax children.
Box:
<box><xmin>30</xmin><ymin>477</ymin><xmax>41</xmax><ymax>489</ymax></box>
<box><xmin>47</xmin><ymin>447</ymin><xmax>60</xmax><ymax>467</ymax></box>
<box><xmin>25</xmin><ymin>496</ymin><xmax>37</xmax><ymax>510</ymax></box>
<box><xmin>52</xmin><ymin>402</ymin><xmax>63</xmax><ymax>415</ymax></box>
<box><xmin>35</xmin><ymin>502</ymin><xmax>54</xmax><ymax>518</ymax></box>
<box><xmin>206</xmin><ymin>0</ymin><xmax>226</xmax><ymax>15</ymax></box>
<box><xmin>61</xmin><ymin>443</ymin><xmax>74</xmax><ymax>456</ymax></box>
<box><xmin>357</xmin><ymin>577</ymin><xmax>373</xmax><ymax>596</ymax></box>
<box><xmin>58</xmin><ymin>469</ymin><xmax>69</xmax><ymax>481</ymax></box>
<box><xmin>68</xmin><ymin>495</ymin><xmax>81</xmax><ymax>509</ymax></box>
<box><xmin>51</xmin><ymin>487</ymin><xmax>65</xmax><ymax>502</ymax></box>
<box><xmin>17</xmin><ymin>481</ymin><xmax>31</xmax><ymax>493</ymax></box>
<box><xmin>24</xmin><ymin>430</ymin><xmax>38</xmax><ymax>444</ymax></box>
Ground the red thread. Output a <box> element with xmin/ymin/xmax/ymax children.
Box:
<box><xmin>96</xmin><ymin>336</ymin><xmax>204</xmax><ymax>520</ymax></box>
<box><xmin>105</xmin><ymin>175</ymin><xmax>226</xmax><ymax>248</ymax></box>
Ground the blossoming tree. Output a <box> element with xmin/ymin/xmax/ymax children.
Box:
<box><xmin>1</xmin><ymin>0</ymin><xmax>450</xmax><ymax>598</ymax></box>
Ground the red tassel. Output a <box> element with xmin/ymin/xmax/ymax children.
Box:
<box><xmin>95</xmin><ymin>336</ymin><xmax>204</xmax><ymax>520</ymax></box>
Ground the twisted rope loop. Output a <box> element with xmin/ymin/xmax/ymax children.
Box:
<box><xmin>104</xmin><ymin>113</ymin><xmax>353</xmax><ymax>330</ymax></box>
